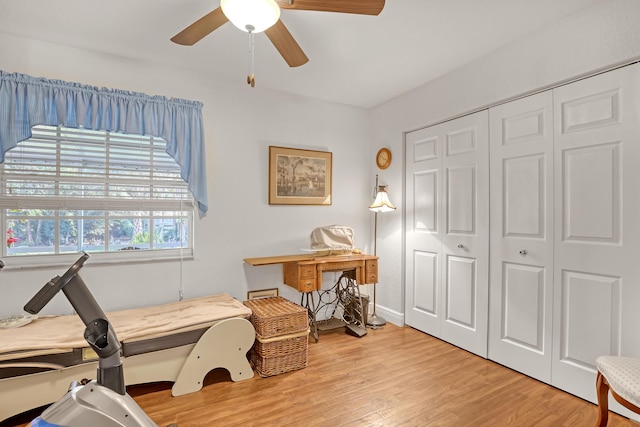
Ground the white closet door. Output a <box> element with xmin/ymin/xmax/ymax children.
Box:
<box><xmin>405</xmin><ymin>110</ymin><xmax>489</xmax><ymax>357</ymax></box>
<box><xmin>405</xmin><ymin>124</ymin><xmax>443</xmax><ymax>335</ymax></box>
<box><xmin>552</xmin><ymin>64</ymin><xmax>640</xmax><ymax>407</ymax></box>
<box><xmin>488</xmin><ymin>91</ymin><xmax>555</xmax><ymax>382</ymax></box>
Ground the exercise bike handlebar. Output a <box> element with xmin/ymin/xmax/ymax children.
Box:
<box><xmin>24</xmin><ymin>252</ymin><xmax>89</xmax><ymax>315</ymax></box>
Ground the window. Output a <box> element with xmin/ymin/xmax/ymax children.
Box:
<box><xmin>1</xmin><ymin>125</ymin><xmax>193</xmax><ymax>265</ymax></box>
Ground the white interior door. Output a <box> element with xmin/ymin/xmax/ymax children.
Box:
<box><xmin>551</xmin><ymin>64</ymin><xmax>640</xmax><ymax>412</ymax></box>
<box><xmin>488</xmin><ymin>91</ymin><xmax>555</xmax><ymax>382</ymax></box>
<box><xmin>405</xmin><ymin>111</ymin><xmax>489</xmax><ymax>357</ymax></box>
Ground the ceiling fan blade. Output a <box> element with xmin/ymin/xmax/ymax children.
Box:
<box><xmin>264</xmin><ymin>20</ymin><xmax>309</xmax><ymax>67</ymax></box>
<box><xmin>280</xmin><ymin>0</ymin><xmax>384</xmax><ymax>15</ymax></box>
<box><xmin>170</xmin><ymin>7</ymin><xmax>229</xmax><ymax>46</ymax></box>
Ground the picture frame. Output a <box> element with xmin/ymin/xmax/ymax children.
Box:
<box><xmin>269</xmin><ymin>146</ymin><xmax>332</xmax><ymax>205</ymax></box>
<box><xmin>247</xmin><ymin>288</ymin><xmax>279</xmax><ymax>300</ymax></box>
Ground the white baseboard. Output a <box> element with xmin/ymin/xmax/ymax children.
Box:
<box><xmin>371</xmin><ymin>304</ymin><xmax>404</xmax><ymax>327</ymax></box>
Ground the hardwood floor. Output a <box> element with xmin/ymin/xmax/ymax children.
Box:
<box><xmin>4</xmin><ymin>324</ymin><xmax>638</xmax><ymax>426</ymax></box>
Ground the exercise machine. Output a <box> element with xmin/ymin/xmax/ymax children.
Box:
<box><xmin>24</xmin><ymin>253</ymin><xmax>164</xmax><ymax>427</ymax></box>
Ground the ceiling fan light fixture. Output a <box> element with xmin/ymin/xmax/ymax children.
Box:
<box><xmin>220</xmin><ymin>0</ymin><xmax>281</xmax><ymax>33</ymax></box>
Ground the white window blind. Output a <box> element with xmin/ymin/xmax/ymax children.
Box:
<box><xmin>1</xmin><ymin>125</ymin><xmax>193</xmax><ymax>262</ymax></box>
<box><xmin>0</xmin><ymin>125</ymin><xmax>192</xmax><ymax>210</ymax></box>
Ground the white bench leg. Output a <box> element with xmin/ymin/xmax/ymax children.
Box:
<box><xmin>172</xmin><ymin>317</ymin><xmax>255</xmax><ymax>396</ymax></box>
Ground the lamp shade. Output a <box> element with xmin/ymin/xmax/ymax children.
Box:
<box><xmin>369</xmin><ymin>186</ymin><xmax>396</xmax><ymax>213</ymax></box>
<box><xmin>220</xmin><ymin>0</ymin><xmax>281</xmax><ymax>33</ymax></box>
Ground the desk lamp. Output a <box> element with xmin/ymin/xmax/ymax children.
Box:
<box><xmin>367</xmin><ymin>175</ymin><xmax>395</xmax><ymax>328</ymax></box>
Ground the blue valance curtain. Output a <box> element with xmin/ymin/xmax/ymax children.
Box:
<box><xmin>0</xmin><ymin>71</ymin><xmax>208</xmax><ymax>216</ymax></box>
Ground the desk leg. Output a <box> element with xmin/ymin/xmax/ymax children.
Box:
<box><xmin>301</xmin><ymin>292</ymin><xmax>319</xmax><ymax>342</ymax></box>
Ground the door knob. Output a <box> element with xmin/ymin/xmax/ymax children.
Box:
<box><xmin>519</xmin><ymin>249</ymin><xmax>527</xmax><ymax>256</ymax></box>
<box><xmin>457</xmin><ymin>243</ymin><xmax>464</xmax><ymax>249</ymax></box>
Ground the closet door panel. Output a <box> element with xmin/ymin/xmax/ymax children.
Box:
<box><xmin>412</xmin><ymin>251</ymin><xmax>438</xmax><ymax>316</ymax></box>
<box><xmin>446</xmin><ymin>255</ymin><xmax>476</xmax><ymax>328</ymax></box>
<box><xmin>447</xmin><ymin>166</ymin><xmax>475</xmax><ymax>233</ymax></box>
<box><xmin>405</xmin><ymin>129</ymin><xmax>443</xmax><ymax>334</ymax></box>
<box><xmin>501</xmin><ymin>263</ymin><xmax>545</xmax><ymax>351</ymax></box>
<box><xmin>440</xmin><ymin>111</ymin><xmax>489</xmax><ymax>357</ymax></box>
<box><xmin>414</xmin><ymin>170</ymin><xmax>438</xmax><ymax>233</ymax></box>
<box><xmin>559</xmin><ymin>271</ymin><xmax>621</xmax><ymax>366</ymax></box>
<box><xmin>552</xmin><ymin>64</ymin><xmax>640</xmax><ymax>411</ymax></box>
<box><xmin>504</xmin><ymin>155</ymin><xmax>545</xmax><ymax>237</ymax></box>
<box><xmin>562</xmin><ymin>143</ymin><xmax>620</xmax><ymax>242</ymax></box>
<box><xmin>405</xmin><ymin>110</ymin><xmax>489</xmax><ymax>358</ymax></box>
<box><xmin>488</xmin><ymin>91</ymin><xmax>554</xmax><ymax>383</ymax></box>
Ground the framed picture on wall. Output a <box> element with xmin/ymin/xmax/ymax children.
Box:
<box><xmin>269</xmin><ymin>146</ymin><xmax>332</xmax><ymax>205</ymax></box>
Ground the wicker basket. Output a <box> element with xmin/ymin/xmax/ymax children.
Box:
<box><xmin>250</xmin><ymin>328</ymin><xmax>309</xmax><ymax>377</ymax></box>
<box><xmin>251</xmin><ymin>349</ymin><xmax>308</xmax><ymax>377</ymax></box>
<box><xmin>243</xmin><ymin>297</ymin><xmax>308</xmax><ymax>339</ymax></box>
<box><xmin>253</xmin><ymin>328</ymin><xmax>310</xmax><ymax>357</ymax></box>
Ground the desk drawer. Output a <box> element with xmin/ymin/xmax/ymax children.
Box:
<box><xmin>298</xmin><ymin>279</ymin><xmax>316</xmax><ymax>292</ymax></box>
<box><xmin>365</xmin><ymin>260</ymin><xmax>378</xmax><ymax>283</ymax></box>
<box><xmin>298</xmin><ymin>265</ymin><xmax>316</xmax><ymax>280</ymax></box>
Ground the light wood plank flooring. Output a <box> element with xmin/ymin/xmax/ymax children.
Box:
<box><xmin>5</xmin><ymin>324</ymin><xmax>638</xmax><ymax>426</ymax></box>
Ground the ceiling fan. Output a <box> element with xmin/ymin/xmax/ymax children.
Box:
<box><xmin>171</xmin><ymin>0</ymin><xmax>385</xmax><ymax>85</ymax></box>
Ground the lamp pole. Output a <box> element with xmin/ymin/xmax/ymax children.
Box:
<box><xmin>367</xmin><ymin>175</ymin><xmax>388</xmax><ymax>328</ymax></box>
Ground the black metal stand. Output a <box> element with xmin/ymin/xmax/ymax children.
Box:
<box><xmin>300</xmin><ymin>270</ymin><xmax>367</xmax><ymax>342</ymax></box>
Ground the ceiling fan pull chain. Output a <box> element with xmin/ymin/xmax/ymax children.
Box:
<box><xmin>247</xmin><ymin>27</ymin><xmax>256</xmax><ymax>87</ymax></box>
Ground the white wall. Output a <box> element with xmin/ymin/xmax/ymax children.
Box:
<box><xmin>0</xmin><ymin>33</ymin><xmax>373</xmax><ymax>317</ymax></box>
<box><xmin>369</xmin><ymin>0</ymin><xmax>640</xmax><ymax>324</ymax></box>
<box><xmin>2</xmin><ymin>0</ymin><xmax>640</xmax><ymax>324</ymax></box>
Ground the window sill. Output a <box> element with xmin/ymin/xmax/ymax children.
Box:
<box><xmin>0</xmin><ymin>249</ymin><xmax>194</xmax><ymax>271</ymax></box>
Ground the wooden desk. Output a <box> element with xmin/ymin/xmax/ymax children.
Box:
<box><xmin>243</xmin><ymin>254</ymin><xmax>378</xmax><ymax>292</ymax></box>
<box><xmin>244</xmin><ymin>254</ymin><xmax>377</xmax><ymax>341</ymax></box>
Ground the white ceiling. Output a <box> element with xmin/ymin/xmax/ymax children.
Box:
<box><xmin>0</xmin><ymin>0</ymin><xmax>603</xmax><ymax>109</ymax></box>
